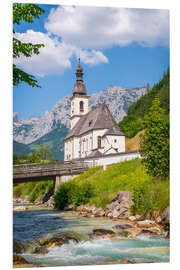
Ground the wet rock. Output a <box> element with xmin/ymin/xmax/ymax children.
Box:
<box><xmin>106</xmin><ymin>191</ymin><xmax>132</xmax><ymax>218</ymax></box>
<box><xmin>44</xmin><ymin>196</ymin><xmax>55</xmax><ymax>208</ymax></box>
<box><xmin>13</xmin><ymin>206</ymin><xmax>27</xmax><ymax>211</ymax></box>
<box><xmin>117</xmin><ymin>228</ymin><xmax>141</xmax><ymax>238</ymax></box>
<box><xmin>136</xmin><ymin>220</ymin><xmax>156</xmax><ymax>228</ymax></box>
<box><xmin>13</xmin><ymin>254</ymin><xmax>29</xmax><ymax>265</ymax></box>
<box><xmin>64</xmin><ymin>204</ymin><xmax>74</xmax><ymax>211</ymax></box>
<box><xmin>128</xmin><ymin>216</ymin><xmax>136</xmax><ymax>221</ymax></box>
<box><xmin>39</xmin><ymin>233</ymin><xmax>79</xmax><ymax>248</ymax></box>
<box><xmin>13</xmin><ymin>242</ymin><xmax>23</xmax><ymax>254</ymax></box>
<box><xmin>135</xmin><ymin>214</ymin><xmax>143</xmax><ymax>221</ymax></box>
<box><xmin>33</xmin><ymin>246</ymin><xmax>48</xmax><ymax>254</ymax></box>
<box><xmin>93</xmin><ymin>207</ymin><xmax>105</xmax><ymax>217</ymax></box>
<box><xmin>119</xmin><ymin>259</ymin><xmax>135</xmax><ymax>264</ymax></box>
<box><xmin>113</xmin><ymin>223</ymin><xmax>133</xmax><ymax>230</ymax></box>
<box><xmin>92</xmin><ymin>229</ymin><xmax>116</xmax><ymax>238</ymax></box>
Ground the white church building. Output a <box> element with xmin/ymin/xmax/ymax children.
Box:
<box><xmin>64</xmin><ymin>59</ymin><xmax>126</xmax><ymax>161</ymax></box>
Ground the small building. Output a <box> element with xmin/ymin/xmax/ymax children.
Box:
<box><xmin>64</xmin><ymin>59</ymin><xmax>125</xmax><ymax>161</ymax></box>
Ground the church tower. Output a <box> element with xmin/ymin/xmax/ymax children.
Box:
<box><xmin>70</xmin><ymin>57</ymin><xmax>89</xmax><ymax>129</ymax></box>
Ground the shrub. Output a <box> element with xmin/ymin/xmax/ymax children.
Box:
<box><xmin>140</xmin><ymin>98</ymin><xmax>169</xmax><ymax>179</ymax></box>
<box><xmin>131</xmin><ymin>183</ymin><xmax>155</xmax><ymax>215</ymax></box>
<box><xmin>54</xmin><ymin>182</ymin><xmax>94</xmax><ymax>210</ymax></box>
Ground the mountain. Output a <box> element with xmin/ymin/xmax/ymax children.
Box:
<box><xmin>28</xmin><ymin>124</ymin><xmax>68</xmax><ymax>161</ymax></box>
<box><xmin>13</xmin><ymin>86</ymin><xmax>147</xmax><ymax>145</ymax></box>
<box><xmin>13</xmin><ymin>140</ymin><xmax>31</xmax><ymax>156</ymax></box>
<box><xmin>119</xmin><ymin>69</ymin><xmax>169</xmax><ymax>138</ymax></box>
<box><xmin>13</xmin><ymin>85</ymin><xmax>147</xmax><ymax>159</ymax></box>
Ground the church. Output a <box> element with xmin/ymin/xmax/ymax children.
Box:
<box><xmin>64</xmin><ymin>59</ymin><xmax>125</xmax><ymax>161</ymax></box>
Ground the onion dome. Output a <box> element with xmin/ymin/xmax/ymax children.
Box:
<box><xmin>73</xmin><ymin>57</ymin><xmax>87</xmax><ymax>96</ymax></box>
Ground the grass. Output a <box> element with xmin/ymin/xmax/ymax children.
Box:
<box><xmin>63</xmin><ymin>158</ymin><xmax>169</xmax><ymax>214</ymax></box>
<box><xmin>13</xmin><ymin>180</ymin><xmax>54</xmax><ymax>203</ymax></box>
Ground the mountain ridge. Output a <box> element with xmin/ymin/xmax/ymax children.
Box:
<box><xmin>13</xmin><ymin>85</ymin><xmax>147</xmax><ymax>145</ymax></box>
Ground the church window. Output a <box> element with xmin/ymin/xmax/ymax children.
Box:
<box><xmin>80</xmin><ymin>101</ymin><xmax>84</xmax><ymax>112</ymax></box>
<box><xmin>97</xmin><ymin>136</ymin><xmax>101</xmax><ymax>148</ymax></box>
<box><xmin>90</xmin><ymin>136</ymin><xmax>93</xmax><ymax>149</ymax></box>
<box><xmin>114</xmin><ymin>139</ymin><xmax>117</xmax><ymax>143</ymax></box>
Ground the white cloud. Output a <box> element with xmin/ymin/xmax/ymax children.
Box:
<box><xmin>14</xmin><ymin>30</ymin><xmax>73</xmax><ymax>77</ymax></box>
<box><xmin>45</xmin><ymin>6</ymin><xmax>169</xmax><ymax>49</ymax></box>
<box><xmin>14</xmin><ymin>6</ymin><xmax>169</xmax><ymax>77</ymax></box>
<box><xmin>14</xmin><ymin>30</ymin><xmax>108</xmax><ymax>77</ymax></box>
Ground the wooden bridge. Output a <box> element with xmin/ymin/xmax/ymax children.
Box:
<box><xmin>13</xmin><ymin>161</ymin><xmax>90</xmax><ymax>187</ymax></box>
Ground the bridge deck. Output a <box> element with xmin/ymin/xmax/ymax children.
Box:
<box><xmin>13</xmin><ymin>161</ymin><xmax>90</xmax><ymax>183</ymax></box>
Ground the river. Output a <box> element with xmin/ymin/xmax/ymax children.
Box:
<box><xmin>13</xmin><ymin>204</ymin><xmax>170</xmax><ymax>267</ymax></box>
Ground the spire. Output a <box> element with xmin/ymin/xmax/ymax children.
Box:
<box><xmin>73</xmin><ymin>55</ymin><xmax>87</xmax><ymax>96</ymax></box>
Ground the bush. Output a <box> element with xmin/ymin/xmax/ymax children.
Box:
<box><xmin>54</xmin><ymin>182</ymin><xmax>94</xmax><ymax>210</ymax></box>
<box><xmin>13</xmin><ymin>180</ymin><xmax>54</xmax><ymax>202</ymax></box>
<box><xmin>131</xmin><ymin>183</ymin><xmax>155</xmax><ymax>215</ymax></box>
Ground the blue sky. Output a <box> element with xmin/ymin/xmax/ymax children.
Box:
<box><xmin>13</xmin><ymin>4</ymin><xmax>169</xmax><ymax>119</ymax></box>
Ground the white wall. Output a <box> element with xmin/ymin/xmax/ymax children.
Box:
<box><xmin>102</xmin><ymin>135</ymin><xmax>125</xmax><ymax>153</ymax></box>
<box><xmin>85</xmin><ymin>151</ymin><xmax>141</xmax><ymax>167</ymax></box>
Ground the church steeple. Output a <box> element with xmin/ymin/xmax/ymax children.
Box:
<box><xmin>70</xmin><ymin>57</ymin><xmax>89</xmax><ymax>129</ymax></box>
<box><xmin>73</xmin><ymin>55</ymin><xmax>87</xmax><ymax>96</ymax></box>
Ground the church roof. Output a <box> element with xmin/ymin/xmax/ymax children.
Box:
<box><xmin>102</xmin><ymin>125</ymin><xmax>125</xmax><ymax>137</ymax></box>
<box><xmin>65</xmin><ymin>103</ymin><xmax>125</xmax><ymax>140</ymax></box>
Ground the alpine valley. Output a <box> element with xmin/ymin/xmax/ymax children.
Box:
<box><xmin>13</xmin><ymin>86</ymin><xmax>147</xmax><ymax>160</ymax></box>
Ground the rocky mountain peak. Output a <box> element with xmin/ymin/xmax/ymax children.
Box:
<box><xmin>13</xmin><ymin>86</ymin><xmax>147</xmax><ymax>144</ymax></box>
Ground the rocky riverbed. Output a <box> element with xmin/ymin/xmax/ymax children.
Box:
<box><xmin>13</xmin><ymin>199</ymin><xmax>170</xmax><ymax>267</ymax></box>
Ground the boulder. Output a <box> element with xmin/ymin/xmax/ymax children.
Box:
<box><xmin>76</xmin><ymin>205</ymin><xmax>84</xmax><ymax>212</ymax></box>
<box><xmin>128</xmin><ymin>216</ymin><xmax>137</xmax><ymax>221</ymax></box>
<box><xmin>39</xmin><ymin>233</ymin><xmax>78</xmax><ymax>249</ymax></box>
<box><xmin>13</xmin><ymin>206</ymin><xmax>27</xmax><ymax>211</ymax></box>
<box><xmin>92</xmin><ymin>229</ymin><xmax>115</xmax><ymax>238</ymax></box>
<box><xmin>33</xmin><ymin>246</ymin><xmax>48</xmax><ymax>254</ymax></box>
<box><xmin>64</xmin><ymin>204</ymin><xmax>74</xmax><ymax>211</ymax></box>
<box><xmin>93</xmin><ymin>207</ymin><xmax>105</xmax><ymax>217</ymax></box>
<box><xmin>106</xmin><ymin>191</ymin><xmax>132</xmax><ymax>218</ymax></box>
<box><xmin>113</xmin><ymin>224</ymin><xmax>133</xmax><ymax>230</ymax></box>
<box><xmin>13</xmin><ymin>242</ymin><xmax>23</xmax><ymax>254</ymax></box>
<box><xmin>44</xmin><ymin>196</ymin><xmax>55</xmax><ymax>208</ymax></box>
<box><xmin>13</xmin><ymin>254</ymin><xmax>29</xmax><ymax>265</ymax></box>
<box><xmin>119</xmin><ymin>259</ymin><xmax>135</xmax><ymax>264</ymax></box>
<box><xmin>136</xmin><ymin>220</ymin><xmax>156</xmax><ymax>228</ymax></box>
<box><xmin>163</xmin><ymin>206</ymin><xmax>170</xmax><ymax>224</ymax></box>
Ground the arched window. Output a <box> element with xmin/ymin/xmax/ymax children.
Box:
<box><xmin>80</xmin><ymin>101</ymin><xmax>84</xmax><ymax>112</ymax></box>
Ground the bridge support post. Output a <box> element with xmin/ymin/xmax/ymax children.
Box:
<box><xmin>55</xmin><ymin>175</ymin><xmax>61</xmax><ymax>191</ymax></box>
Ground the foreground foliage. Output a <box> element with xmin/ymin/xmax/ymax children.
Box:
<box><xmin>13</xmin><ymin>3</ymin><xmax>45</xmax><ymax>87</ymax></box>
<box><xmin>54</xmin><ymin>182</ymin><xmax>94</xmax><ymax>209</ymax></box>
<box><xmin>13</xmin><ymin>180</ymin><xmax>54</xmax><ymax>203</ymax></box>
<box><xmin>140</xmin><ymin>98</ymin><xmax>169</xmax><ymax>179</ymax></box>
<box><xmin>54</xmin><ymin>159</ymin><xmax>169</xmax><ymax>215</ymax></box>
<box><xmin>13</xmin><ymin>144</ymin><xmax>54</xmax><ymax>164</ymax></box>
<box><xmin>119</xmin><ymin>69</ymin><xmax>169</xmax><ymax>138</ymax></box>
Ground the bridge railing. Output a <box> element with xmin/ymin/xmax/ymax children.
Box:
<box><xmin>13</xmin><ymin>160</ymin><xmax>90</xmax><ymax>175</ymax></box>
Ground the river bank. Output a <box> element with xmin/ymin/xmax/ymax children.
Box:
<box><xmin>13</xmin><ymin>201</ymin><xmax>170</xmax><ymax>268</ymax></box>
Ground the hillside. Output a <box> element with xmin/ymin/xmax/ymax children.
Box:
<box><xmin>13</xmin><ymin>141</ymin><xmax>31</xmax><ymax>156</ymax></box>
<box><xmin>29</xmin><ymin>124</ymin><xmax>68</xmax><ymax>160</ymax></box>
<box><xmin>55</xmin><ymin>159</ymin><xmax>169</xmax><ymax>215</ymax></box>
<box><xmin>119</xmin><ymin>69</ymin><xmax>169</xmax><ymax>138</ymax></box>
<box><xmin>13</xmin><ymin>85</ymin><xmax>147</xmax><ymax>144</ymax></box>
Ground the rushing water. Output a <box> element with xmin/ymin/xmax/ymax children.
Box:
<box><xmin>13</xmin><ymin>204</ymin><xmax>170</xmax><ymax>267</ymax></box>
